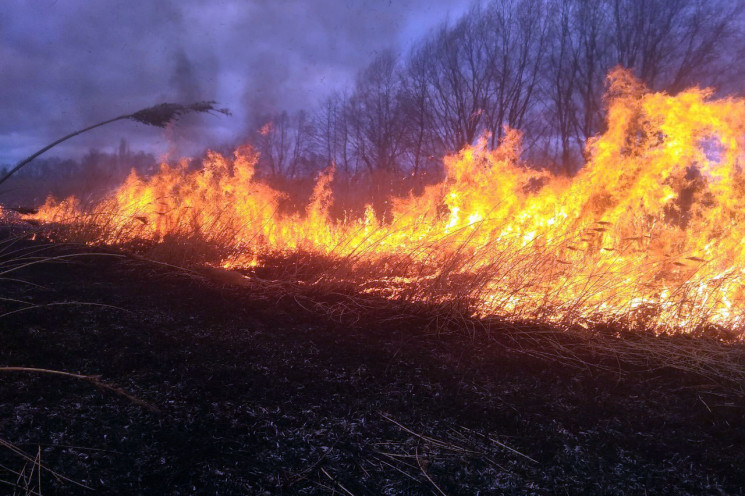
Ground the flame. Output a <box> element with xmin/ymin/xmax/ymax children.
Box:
<box><xmin>19</xmin><ymin>69</ymin><xmax>745</xmax><ymax>335</ymax></box>
<box><xmin>258</xmin><ymin>122</ymin><xmax>273</xmax><ymax>136</ymax></box>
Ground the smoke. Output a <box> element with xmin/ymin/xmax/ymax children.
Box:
<box><xmin>164</xmin><ymin>48</ymin><xmax>220</xmax><ymax>154</ymax></box>
<box><xmin>0</xmin><ymin>0</ymin><xmax>471</xmax><ymax>164</ymax></box>
<box><xmin>237</xmin><ymin>0</ymin><xmax>472</xmax><ymax>129</ymax></box>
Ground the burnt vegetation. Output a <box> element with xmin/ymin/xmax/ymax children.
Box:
<box><xmin>1</xmin><ymin>239</ymin><xmax>744</xmax><ymax>495</ymax></box>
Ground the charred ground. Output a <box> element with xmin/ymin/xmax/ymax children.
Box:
<box><xmin>1</xmin><ymin>238</ymin><xmax>744</xmax><ymax>495</ymax></box>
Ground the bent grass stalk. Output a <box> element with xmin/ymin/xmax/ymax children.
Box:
<box><xmin>0</xmin><ymin>233</ymin><xmax>160</xmax><ymax>493</ymax></box>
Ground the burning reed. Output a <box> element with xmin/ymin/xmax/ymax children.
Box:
<box><xmin>15</xmin><ymin>70</ymin><xmax>745</xmax><ymax>337</ymax></box>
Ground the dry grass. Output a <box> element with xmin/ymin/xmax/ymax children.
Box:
<box><xmin>371</xmin><ymin>412</ymin><xmax>537</xmax><ymax>495</ymax></box>
<box><xmin>12</xmin><ymin>205</ymin><xmax>745</xmax><ymax>389</ymax></box>
<box><xmin>0</xmin><ymin>438</ymin><xmax>94</xmax><ymax>495</ymax></box>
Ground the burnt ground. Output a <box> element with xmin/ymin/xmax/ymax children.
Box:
<box><xmin>1</xmin><ymin>241</ymin><xmax>745</xmax><ymax>495</ymax></box>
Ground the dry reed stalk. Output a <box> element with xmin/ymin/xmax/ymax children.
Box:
<box><xmin>0</xmin><ymin>102</ymin><xmax>230</xmax><ymax>188</ymax></box>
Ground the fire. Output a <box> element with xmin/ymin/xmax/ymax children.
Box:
<box><xmin>18</xmin><ymin>69</ymin><xmax>745</xmax><ymax>335</ymax></box>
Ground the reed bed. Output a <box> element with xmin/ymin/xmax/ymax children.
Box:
<box><xmin>7</xmin><ymin>70</ymin><xmax>745</xmax><ymax>384</ymax></box>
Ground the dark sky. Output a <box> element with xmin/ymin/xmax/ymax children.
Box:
<box><xmin>1</xmin><ymin>0</ymin><xmax>472</xmax><ymax>165</ymax></box>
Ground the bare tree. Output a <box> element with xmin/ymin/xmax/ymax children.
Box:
<box><xmin>288</xmin><ymin>110</ymin><xmax>314</xmax><ymax>177</ymax></box>
<box><xmin>542</xmin><ymin>0</ymin><xmax>744</xmax><ymax>171</ymax></box>
<box><xmin>401</xmin><ymin>45</ymin><xmax>442</xmax><ymax>176</ymax></box>
<box><xmin>610</xmin><ymin>0</ymin><xmax>742</xmax><ymax>92</ymax></box>
<box><xmin>546</xmin><ymin>0</ymin><xmax>581</xmax><ymax>174</ymax></box>
<box><xmin>347</xmin><ymin>50</ymin><xmax>408</xmax><ymax>175</ymax></box>
<box><xmin>316</xmin><ymin>94</ymin><xmax>342</xmax><ymax>170</ymax></box>
<box><xmin>265</xmin><ymin>0</ymin><xmax>745</xmax><ymax>184</ymax></box>
<box><xmin>254</xmin><ymin>109</ymin><xmax>317</xmax><ymax>177</ymax></box>
<box><xmin>482</xmin><ymin>0</ymin><xmax>550</xmax><ymax>148</ymax></box>
<box><xmin>420</xmin><ymin>13</ymin><xmax>492</xmax><ymax>152</ymax></box>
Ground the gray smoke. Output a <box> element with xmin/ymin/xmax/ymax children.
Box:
<box><xmin>0</xmin><ymin>0</ymin><xmax>470</xmax><ymax>164</ymax></box>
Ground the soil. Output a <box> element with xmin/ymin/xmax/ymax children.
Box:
<box><xmin>1</xmin><ymin>239</ymin><xmax>744</xmax><ymax>495</ymax></box>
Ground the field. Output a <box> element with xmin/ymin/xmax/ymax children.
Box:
<box><xmin>4</xmin><ymin>71</ymin><xmax>745</xmax><ymax>495</ymax></box>
<box><xmin>6</xmin><ymin>0</ymin><xmax>745</xmax><ymax>493</ymax></box>
<box><xmin>1</xmin><ymin>235</ymin><xmax>744</xmax><ymax>495</ymax></box>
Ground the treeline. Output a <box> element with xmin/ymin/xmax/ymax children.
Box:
<box><xmin>1</xmin><ymin>139</ymin><xmax>156</xmax><ymax>205</ymax></box>
<box><xmin>250</xmin><ymin>0</ymin><xmax>743</xmax><ymax>182</ymax></box>
<box><xmin>6</xmin><ymin>0</ymin><xmax>743</xmax><ymax>212</ymax></box>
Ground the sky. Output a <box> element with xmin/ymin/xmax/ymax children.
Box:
<box><xmin>0</xmin><ymin>0</ymin><xmax>473</xmax><ymax>166</ymax></box>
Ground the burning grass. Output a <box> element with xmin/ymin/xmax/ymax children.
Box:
<box><xmin>10</xmin><ymin>69</ymin><xmax>745</xmax><ymax>339</ymax></box>
<box><xmin>4</xmin><ymin>69</ymin><xmax>745</xmax><ymax>495</ymax></box>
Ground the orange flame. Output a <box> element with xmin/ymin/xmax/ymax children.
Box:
<box><xmin>20</xmin><ymin>69</ymin><xmax>745</xmax><ymax>335</ymax></box>
<box><xmin>258</xmin><ymin>122</ymin><xmax>273</xmax><ymax>136</ymax></box>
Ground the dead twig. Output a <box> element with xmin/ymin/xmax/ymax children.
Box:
<box><xmin>415</xmin><ymin>445</ymin><xmax>447</xmax><ymax>496</ymax></box>
<box><xmin>0</xmin><ymin>367</ymin><xmax>160</xmax><ymax>413</ymax></box>
<box><xmin>319</xmin><ymin>467</ymin><xmax>356</xmax><ymax>496</ymax></box>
